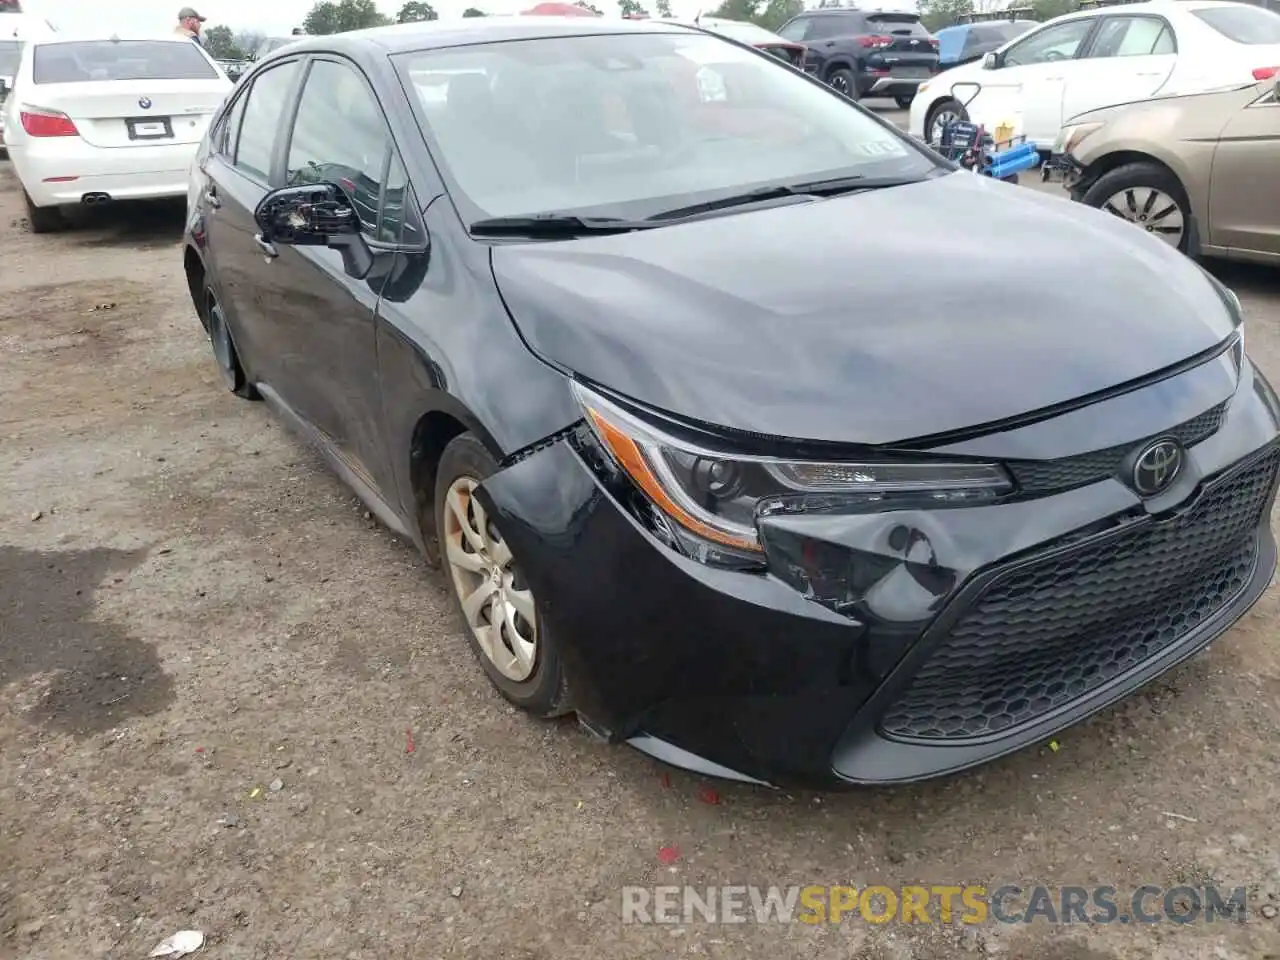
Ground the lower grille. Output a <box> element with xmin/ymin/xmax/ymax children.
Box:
<box><xmin>880</xmin><ymin>447</ymin><xmax>1280</xmax><ymax>743</ymax></box>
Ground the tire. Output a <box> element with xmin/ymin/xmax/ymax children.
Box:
<box><xmin>895</xmin><ymin>94</ymin><xmax>915</xmax><ymax>109</ymax></box>
<box><xmin>1079</xmin><ymin>162</ymin><xmax>1191</xmax><ymax>254</ymax></box>
<box><xmin>924</xmin><ymin>97</ymin><xmax>967</xmax><ymax>145</ymax></box>
<box><xmin>24</xmin><ymin>190</ymin><xmax>66</xmax><ymax>235</ymax></box>
<box><xmin>827</xmin><ymin>67</ymin><xmax>860</xmax><ymax>101</ymax></box>
<box><xmin>434</xmin><ymin>432</ymin><xmax>571</xmax><ymax>718</ymax></box>
<box><xmin>204</xmin><ymin>288</ymin><xmax>258</xmax><ymax>399</ymax></box>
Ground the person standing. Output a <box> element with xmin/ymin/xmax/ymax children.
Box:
<box><xmin>174</xmin><ymin>7</ymin><xmax>206</xmax><ymax>45</ymax></box>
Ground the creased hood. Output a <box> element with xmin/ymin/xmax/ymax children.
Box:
<box><xmin>491</xmin><ymin>172</ymin><xmax>1234</xmax><ymax>446</ymax></box>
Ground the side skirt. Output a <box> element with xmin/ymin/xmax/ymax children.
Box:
<box><xmin>255</xmin><ymin>382</ymin><xmax>416</xmax><ymax>545</ymax></box>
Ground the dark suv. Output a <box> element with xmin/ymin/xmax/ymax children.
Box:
<box><xmin>777</xmin><ymin>8</ymin><xmax>938</xmax><ymax>107</ymax></box>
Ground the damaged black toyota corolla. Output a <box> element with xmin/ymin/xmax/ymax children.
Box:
<box><xmin>183</xmin><ymin>18</ymin><xmax>1280</xmax><ymax>786</ymax></box>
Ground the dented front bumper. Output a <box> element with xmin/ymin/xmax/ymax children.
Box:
<box><xmin>474</xmin><ymin>360</ymin><xmax>1280</xmax><ymax>787</ymax></box>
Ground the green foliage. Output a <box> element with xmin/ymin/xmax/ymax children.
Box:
<box><xmin>915</xmin><ymin>0</ymin><xmax>973</xmax><ymax>32</ymax></box>
<box><xmin>396</xmin><ymin>1</ymin><xmax>437</xmax><ymax>22</ymax></box>
<box><xmin>303</xmin><ymin>0</ymin><xmax>390</xmax><ymax>35</ymax></box>
<box><xmin>576</xmin><ymin>1</ymin><xmax>603</xmax><ymax>12</ymax></box>
<box><xmin>202</xmin><ymin>24</ymin><xmax>243</xmax><ymax>59</ymax></box>
<box><xmin>706</xmin><ymin>0</ymin><xmax>802</xmax><ymax>31</ymax></box>
<box><xmin>654</xmin><ymin>0</ymin><xmax>672</xmax><ymax>14</ymax></box>
<box><xmin>618</xmin><ymin>0</ymin><xmax>648</xmax><ymax>16</ymax></box>
<box><xmin>462</xmin><ymin>6</ymin><xmax>486</xmax><ymax>15</ymax></box>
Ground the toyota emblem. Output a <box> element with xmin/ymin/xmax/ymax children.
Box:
<box><xmin>138</xmin><ymin>96</ymin><xmax>152</xmax><ymax>109</ymax></box>
<box><xmin>1131</xmin><ymin>438</ymin><xmax>1184</xmax><ymax>496</ymax></box>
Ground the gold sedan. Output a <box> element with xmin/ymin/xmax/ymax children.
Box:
<box><xmin>1054</xmin><ymin>75</ymin><xmax>1280</xmax><ymax>265</ymax></box>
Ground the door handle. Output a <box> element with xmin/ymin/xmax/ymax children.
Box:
<box><xmin>824</xmin><ymin>40</ymin><xmax>835</xmax><ymax>47</ymax></box>
<box><xmin>203</xmin><ymin>186</ymin><xmax>221</xmax><ymax>209</ymax></box>
<box><xmin>253</xmin><ymin>234</ymin><xmax>277</xmax><ymax>259</ymax></box>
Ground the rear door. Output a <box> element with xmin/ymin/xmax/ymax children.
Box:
<box><xmin>1208</xmin><ymin>86</ymin><xmax>1280</xmax><ymax>256</ymax></box>
<box><xmin>1063</xmin><ymin>14</ymin><xmax>1176</xmax><ymax>120</ymax></box>
<box><xmin>200</xmin><ymin>57</ymin><xmax>304</xmax><ymax>390</ymax></box>
<box><xmin>27</xmin><ymin>40</ymin><xmax>229</xmax><ymax>148</ymax></box>
<box><xmin>971</xmin><ymin>16</ymin><xmax>1097</xmax><ymax>147</ymax></box>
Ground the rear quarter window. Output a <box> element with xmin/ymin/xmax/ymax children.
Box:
<box><xmin>32</xmin><ymin>40</ymin><xmax>219</xmax><ymax>83</ymax></box>
<box><xmin>1192</xmin><ymin>5</ymin><xmax>1280</xmax><ymax>44</ymax></box>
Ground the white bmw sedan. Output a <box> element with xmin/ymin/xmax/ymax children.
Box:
<box><xmin>2</xmin><ymin>34</ymin><xmax>231</xmax><ymax>232</ymax></box>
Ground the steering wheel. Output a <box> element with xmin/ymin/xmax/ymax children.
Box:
<box><xmin>1042</xmin><ymin>49</ymin><xmax>1068</xmax><ymax>62</ymax></box>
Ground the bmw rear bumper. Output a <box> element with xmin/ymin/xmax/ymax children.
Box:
<box><xmin>477</xmin><ymin>356</ymin><xmax>1280</xmax><ymax>787</ymax></box>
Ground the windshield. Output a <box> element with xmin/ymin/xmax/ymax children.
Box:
<box><xmin>32</xmin><ymin>40</ymin><xmax>219</xmax><ymax>83</ymax></box>
<box><xmin>0</xmin><ymin>39</ymin><xmax>20</xmax><ymax>76</ymax></box>
<box><xmin>1192</xmin><ymin>4</ymin><xmax>1280</xmax><ymax>43</ymax></box>
<box><xmin>397</xmin><ymin>32</ymin><xmax>938</xmax><ymax>224</ymax></box>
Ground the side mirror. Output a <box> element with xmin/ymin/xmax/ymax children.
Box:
<box><xmin>254</xmin><ymin>182</ymin><xmax>374</xmax><ymax>279</ymax></box>
<box><xmin>982</xmin><ymin>52</ymin><xmax>999</xmax><ymax>70</ymax></box>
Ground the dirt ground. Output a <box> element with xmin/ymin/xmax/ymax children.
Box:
<box><xmin>2</xmin><ymin>134</ymin><xmax>1280</xmax><ymax>960</ymax></box>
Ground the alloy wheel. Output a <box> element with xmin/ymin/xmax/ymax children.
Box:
<box><xmin>1101</xmin><ymin>187</ymin><xmax>1185</xmax><ymax>248</ymax></box>
<box><xmin>829</xmin><ymin>74</ymin><xmax>851</xmax><ymax>96</ymax></box>
<box><xmin>929</xmin><ymin>109</ymin><xmax>960</xmax><ymax>144</ymax></box>
<box><xmin>443</xmin><ymin>476</ymin><xmax>538</xmax><ymax>683</ymax></box>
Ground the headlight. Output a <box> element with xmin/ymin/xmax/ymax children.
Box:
<box><xmin>1053</xmin><ymin>121</ymin><xmax>1104</xmax><ymax>155</ymax></box>
<box><xmin>573</xmin><ymin>383</ymin><xmax>1012</xmax><ymax>563</ymax></box>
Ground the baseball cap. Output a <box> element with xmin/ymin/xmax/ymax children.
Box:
<box><xmin>178</xmin><ymin>6</ymin><xmax>206</xmax><ymax>21</ymax></box>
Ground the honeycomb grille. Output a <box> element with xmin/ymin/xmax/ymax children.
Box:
<box><xmin>880</xmin><ymin>448</ymin><xmax>1279</xmax><ymax>743</ymax></box>
<box><xmin>1007</xmin><ymin>402</ymin><xmax>1227</xmax><ymax>495</ymax></box>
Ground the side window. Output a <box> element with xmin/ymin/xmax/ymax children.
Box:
<box><xmin>377</xmin><ymin>152</ymin><xmax>413</xmax><ymax>244</ymax></box>
<box><xmin>214</xmin><ymin>89</ymin><xmax>247</xmax><ymax>158</ymax></box>
<box><xmin>777</xmin><ymin>18</ymin><xmax>809</xmax><ymax>41</ymax></box>
<box><xmin>1002</xmin><ymin>19</ymin><xmax>1094</xmax><ymax>67</ymax></box>
<box><xmin>235</xmin><ymin>60</ymin><xmax>301</xmax><ymax>181</ymax></box>
<box><xmin>1088</xmin><ymin>17</ymin><xmax>1174</xmax><ymax>57</ymax></box>
<box><xmin>285</xmin><ymin>58</ymin><xmax>390</xmax><ymax>237</ymax></box>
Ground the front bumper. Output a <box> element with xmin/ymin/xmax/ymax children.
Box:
<box><xmin>478</xmin><ymin>355</ymin><xmax>1280</xmax><ymax>786</ymax></box>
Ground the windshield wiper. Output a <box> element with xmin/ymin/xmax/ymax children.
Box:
<box><xmin>469</xmin><ymin>214</ymin><xmax>661</xmax><ymax>237</ymax></box>
<box><xmin>646</xmin><ymin>184</ymin><xmax>809</xmax><ymax>222</ymax></box>
<box><xmin>646</xmin><ymin>175</ymin><xmax>932</xmax><ymax>222</ymax></box>
<box><xmin>788</xmin><ymin>174</ymin><xmax>931</xmax><ymax>196</ymax></box>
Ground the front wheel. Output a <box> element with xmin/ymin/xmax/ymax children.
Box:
<box><xmin>827</xmin><ymin>67</ymin><xmax>859</xmax><ymax>101</ymax></box>
<box><xmin>1079</xmin><ymin>162</ymin><xmax>1190</xmax><ymax>253</ymax></box>
<box><xmin>924</xmin><ymin>97</ymin><xmax>967</xmax><ymax>145</ymax></box>
<box><xmin>434</xmin><ymin>433</ymin><xmax>571</xmax><ymax>718</ymax></box>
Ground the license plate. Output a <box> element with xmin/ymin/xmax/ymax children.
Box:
<box><xmin>891</xmin><ymin>67</ymin><xmax>931</xmax><ymax>78</ymax></box>
<box><xmin>126</xmin><ymin>117</ymin><xmax>173</xmax><ymax>140</ymax></box>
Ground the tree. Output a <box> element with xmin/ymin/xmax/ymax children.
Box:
<box><xmin>915</xmin><ymin>0</ymin><xmax>973</xmax><ymax>31</ymax></box>
<box><xmin>234</xmin><ymin>29</ymin><xmax>265</xmax><ymax>57</ymax></box>
<box><xmin>618</xmin><ymin>0</ymin><xmax>648</xmax><ymax>16</ymax></box>
<box><xmin>396</xmin><ymin>1</ymin><xmax>437</xmax><ymax>21</ymax></box>
<box><xmin>303</xmin><ymin>0</ymin><xmax>389</xmax><ymax>35</ymax></box>
<box><xmin>576</xmin><ymin>1</ymin><xmax>603</xmax><ymax>12</ymax></box>
<box><xmin>654</xmin><ymin>0</ymin><xmax>672</xmax><ymax>14</ymax></box>
<box><xmin>462</xmin><ymin>6</ymin><xmax>486</xmax><ymax>14</ymax></box>
<box><xmin>202</xmin><ymin>24</ymin><xmax>242</xmax><ymax>59</ymax></box>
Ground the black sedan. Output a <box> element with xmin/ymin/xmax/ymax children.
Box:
<box><xmin>182</xmin><ymin>17</ymin><xmax>1279</xmax><ymax>787</ymax></box>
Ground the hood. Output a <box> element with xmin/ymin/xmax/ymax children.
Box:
<box><xmin>490</xmin><ymin>172</ymin><xmax>1235</xmax><ymax>446</ymax></box>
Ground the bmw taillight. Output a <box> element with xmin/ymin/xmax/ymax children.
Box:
<box><xmin>20</xmin><ymin>107</ymin><xmax>78</xmax><ymax>137</ymax></box>
<box><xmin>857</xmin><ymin>34</ymin><xmax>893</xmax><ymax>48</ymax></box>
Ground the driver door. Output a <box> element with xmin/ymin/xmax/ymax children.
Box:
<box><xmin>971</xmin><ymin>17</ymin><xmax>1098</xmax><ymax>148</ymax></box>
